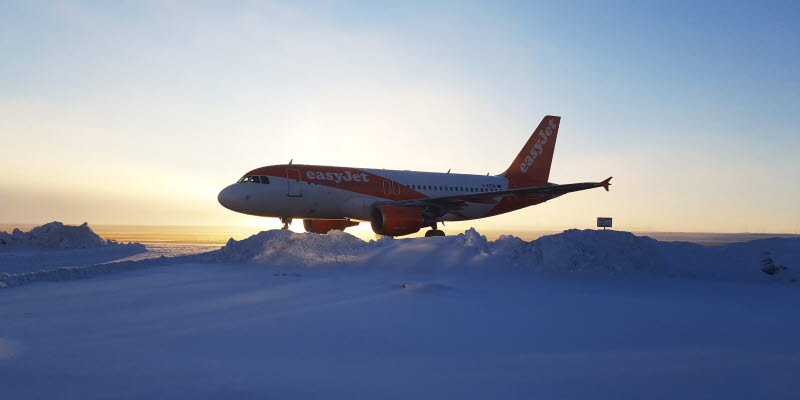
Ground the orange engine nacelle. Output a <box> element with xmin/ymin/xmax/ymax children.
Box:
<box><xmin>303</xmin><ymin>219</ymin><xmax>360</xmax><ymax>234</ymax></box>
<box><xmin>370</xmin><ymin>206</ymin><xmax>424</xmax><ymax>236</ymax></box>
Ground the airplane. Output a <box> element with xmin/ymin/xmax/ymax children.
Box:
<box><xmin>218</xmin><ymin>115</ymin><xmax>611</xmax><ymax>237</ymax></box>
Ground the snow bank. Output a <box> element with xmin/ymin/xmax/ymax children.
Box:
<box><xmin>3</xmin><ymin>227</ymin><xmax>796</xmax><ymax>288</ymax></box>
<box><xmin>209</xmin><ymin>229</ymin><xmax>379</xmax><ymax>265</ymax></box>
<box><xmin>208</xmin><ymin>228</ymin><xmax>800</xmax><ymax>282</ymax></box>
<box><xmin>488</xmin><ymin>229</ymin><xmax>799</xmax><ymax>281</ymax></box>
<box><xmin>0</xmin><ymin>222</ymin><xmax>137</xmax><ymax>250</ymax></box>
<box><xmin>0</xmin><ymin>222</ymin><xmax>147</xmax><ymax>278</ymax></box>
<box><xmin>0</xmin><ymin>256</ymin><xmax>184</xmax><ymax>288</ymax></box>
<box><xmin>0</xmin><ymin>245</ymin><xmax>152</xmax><ymax>275</ymax></box>
<box><xmin>488</xmin><ymin>229</ymin><xmax>683</xmax><ymax>273</ymax></box>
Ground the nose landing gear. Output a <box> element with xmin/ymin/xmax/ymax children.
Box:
<box><xmin>279</xmin><ymin>217</ymin><xmax>293</xmax><ymax>230</ymax></box>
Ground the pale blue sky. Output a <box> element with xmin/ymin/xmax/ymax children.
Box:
<box><xmin>1</xmin><ymin>1</ymin><xmax>798</xmax><ymax>233</ymax></box>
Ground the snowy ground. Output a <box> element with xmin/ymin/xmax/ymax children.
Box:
<box><xmin>1</xmin><ymin>227</ymin><xmax>799</xmax><ymax>399</ymax></box>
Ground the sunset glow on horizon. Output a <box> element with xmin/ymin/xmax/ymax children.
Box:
<box><xmin>1</xmin><ymin>1</ymin><xmax>798</xmax><ymax>234</ymax></box>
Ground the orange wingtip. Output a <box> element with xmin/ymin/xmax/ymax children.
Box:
<box><xmin>601</xmin><ymin>177</ymin><xmax>612</xmax><ymax>191</ymax></box>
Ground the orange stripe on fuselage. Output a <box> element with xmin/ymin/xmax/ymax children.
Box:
<box><xmin>247</xmin><ymin>164</ymin><xmax>428</xmax><ymax>201</ymax></box>
<box><xmin>247</xmin><ymin>164</ymin><xmax>550</xmax><ymax>220</ymax></box>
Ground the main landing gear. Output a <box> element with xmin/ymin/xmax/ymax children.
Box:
<box><xmin>279</xmin><ymin>217</ymin><xmax>293</xmax><ymax>230</ymax></box>
<box><xmin>424</xmin><ymin>222</ymin><xmax>445</xmax><ymax>237</ymax></box>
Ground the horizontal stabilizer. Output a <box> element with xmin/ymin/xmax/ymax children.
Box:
<box><xmin>601</xmin><ymin>177</ymin><xmax>612</xmax><ymax>191</ymax></box>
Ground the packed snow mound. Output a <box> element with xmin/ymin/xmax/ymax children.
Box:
<box><xmin>489</xmin><ymin>229</ymin><xmax>680</xmax><ymax>272</ymax></box>
<box><xmin>210</xmin><ymin>229</ymin><xmax>379</xmax><ymax>265</ymax></box>
<box><xmin>0</xmin><ymin>222</ymin><xmax>139</xmax><ymax>250</ymax></box>
<box><xmin>491</xmin><ymin>229</ymin><xmax>799</xmax><ymax>280</ymax></box>
<box><xmin>208</xmin><ymin>228</ymin><xmax>800</xmax><ymax>282</ymax></box>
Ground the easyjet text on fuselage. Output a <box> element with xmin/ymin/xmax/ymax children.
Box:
<box><xmin>306</xmin><ymin>170</ymin><xmax>370</xmax><ymax>184</ymax></box>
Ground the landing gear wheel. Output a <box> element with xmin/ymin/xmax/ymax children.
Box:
<box><xmin>425</xmin><ymin>230</ymin><xmax>445</xmax><ymax>237</ymax></box>
<box><xmin>279</xmin><ymin>217</ymin><xmax>293</xmax><ymax>230</ymax></box>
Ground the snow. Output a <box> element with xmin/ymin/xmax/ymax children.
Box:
<box><xmin>0</xmin><ymin>222</ymin><xmax>124</xmax><ymax>250</ymax></box>
<box><xmin>203</xmin><ymin>228</ymin><xmax>800</xmax><ymax>282</ymax></box>
<box><xmin>211</xmin><ymin>229</ymin><xmax>376</xmax><ymax>265</ymax></box>
<box><xmin>1</xmin><ymin>227</ymin><xmax>799</xmax><ymax>399</ymax></box>
<box><xmin>0</xmin><ymin>222</ymin><xmax>146</xmax><ymax>275</ymax></box>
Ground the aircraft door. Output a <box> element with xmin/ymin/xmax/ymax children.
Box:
<box><xmin>286</xmin><ymin>169</ymin><xmax>303</xmax><ymax>197</ymax></box>
<box><xmin>382</xmin><ymin>180</ymin><xmax>391</xmax><ymax>196</ymax></box>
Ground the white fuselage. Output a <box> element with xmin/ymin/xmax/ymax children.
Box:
<box><xmin>218</xmin><ymin>165</ymin><xmax>515</xmax><ymax>223</ymax></box>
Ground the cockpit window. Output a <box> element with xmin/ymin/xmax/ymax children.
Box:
<box><xmin>237</xmin><ymin>175</ymin><xmax>270</xmax><ymax>184</ymax></box>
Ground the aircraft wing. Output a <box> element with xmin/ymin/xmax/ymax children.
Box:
<box><xmin>377</xmin><ymin>177</ymin><xmax>612</xmax><ymax>216</ymax></box>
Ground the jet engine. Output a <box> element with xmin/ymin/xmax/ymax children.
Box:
<box><xmin>303</xmin><ymin>219</ymin><xmax>360</xmax><ymax>234</ymax></box>
<box><xmin>370</xmin><ymin>205</ymin><xmax>424</xmax><ymax>236</ymax></box>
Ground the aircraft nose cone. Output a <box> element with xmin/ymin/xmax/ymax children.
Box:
<box><xmin>218</xmin><ymin>185</ymin><xmax>238</xmax><ymax>211</ymax></box>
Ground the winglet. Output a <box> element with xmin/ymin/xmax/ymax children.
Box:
<box><xmin>601</xmin><ymin>177</ymin><xmax>612</xmax><ymax>191</ymax></box>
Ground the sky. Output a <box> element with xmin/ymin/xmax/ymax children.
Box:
<box><xmin>1</xmin><ymin>0</ymin><xmax>798</xmax><ymax>234</ymax></box>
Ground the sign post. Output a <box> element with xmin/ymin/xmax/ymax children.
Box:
<box><xmin>597</xmin><ymin>217</ymin><xmax>612</xmax><ymax>230</ymax></box>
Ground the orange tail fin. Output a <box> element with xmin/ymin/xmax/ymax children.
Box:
<box><xmin>502</xmin><ymin>115</ymin><xmax>561</xmax><ymax>186</ymax></box>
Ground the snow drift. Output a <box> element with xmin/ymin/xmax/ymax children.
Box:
<box><xmin>211</xmin><ymin>229</ymin><xmax>379</xmax><ymax>265</ymax></box>
<box><xmin>0</xmin><ymin>222</ymin><xmax>147</xmax><ymax>277</ymax></box>
<box><xmin>209</xmin><ymin>228</ymin><xmax>800</xmax><ymax>282</ymax></box>
<box><xmin>3</xmin><ymin>227</ymin><xmax>797</xmax><ymax>288</ymax></box>
<box><xmin>0</xmin><ymin>222</ymin><xmax>140</xmax><ymax>250</ymax></box>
